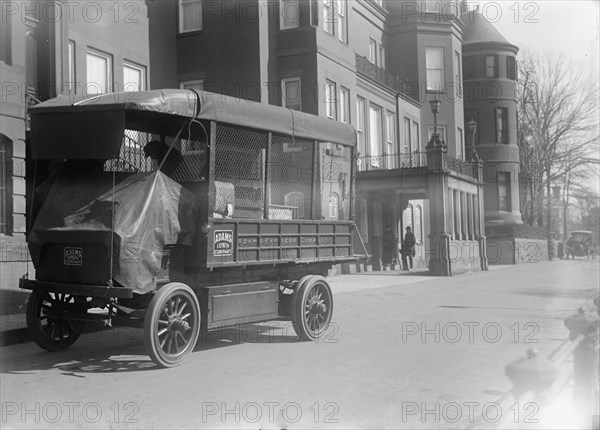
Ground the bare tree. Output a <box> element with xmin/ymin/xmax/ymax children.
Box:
<box><xmin>517</xmin><ymin>50</ymin><xmax>600</xmax><ymax>232</ymax></box>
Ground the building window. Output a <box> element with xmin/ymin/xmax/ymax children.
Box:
<box><xmin>336</xmin><ymin>0</ymin><xmax>346</xmax><ymax>42</ymax></box>
<box><xmin>403</xmin><ymin>117</ymin><xmax>411</xmax><ymax>153</ymax></box>
<box><xmin>86</xmin><ymin>49</ymin><xmax>112</xmax><ymax>95</ymax></box>
<box><xmin>323</xmin><ymin>0</ymin><xmax>346</xmax><ymax>41</ymax></box>
<box><xmin>426</xmin><ymin>47</ymin><xmax>444</xmax><ymax>91</ymax></box>
<box><xmin>356</xmin><ymin>96</ymin><xmax>366</xmax><ymax>157</ymax></box>
<box><xmin>0</xmin><ymin>135</ymin><xmax>12</xmax><ymax>235</ymax></box>
<box><xmin>507</xmin><ymin>56</ymin><xmax>517</xmax><ymax>80</ymax></box>
<box><xmin>123</xmin><ymin>62</ymin><xmax>146</xmax><ymax>92</ymax></box>
<box><xmin>457</xmin><ymin>127</ymin><xmax>463</xmax><ymax>160</ymax></box>
<box><xmin>323</xmin><ymin>0</ymin><xmax>334</xmax><ymax>34</ymax></box>
<box><xmin>454</xmin><ymin>51</ymin><xmax>461</xmax><ymax>96</ymax></box>
<box><xmin>369</xmin><ymin>104</ymin><xmax>382</xmax><ymax>164</ymax></box>
<box><xmin>325</xmin><ymin>80</ymin><xmax>337</xmax><ymax>119</ymax></box>
<box><xmin>311</xmin><ymin>0</ymin><xmax>319</xmax><ymax>26</ymax></box>
<box><xmin>386</xmin><ymin>111</ymin><xmax>395</xmax><ymax>146</ymax></box>
<box><xmin>495</xmin><ymin>107</ymin><xmax>508</xmax><ymax>143</ymax></box>
<box><xmin>179</xmin><ymin>0</ymin><xmax>203</xmax><ymax>33</ymax></box>
<box><xmin>463</xmin><ymin>56</ymin><xmax>475</xmax><ymax>80</ymax></box>
<box><xmin>180</xmin><ymin>79</ymin><xmax>204</xmax><ymax>91</ymax></box>
<box><xmin>386</xmin><ymin>111</ymin><xmax>395</xmax><ymax>167</ymax></box>
<box><xmin>67</xmin><ymin>40</ymin><xmax>76</xmax><ymax>94</ymax></box>
<box><xmin>412</xmin><ymin>121</ymin><xmax>420</xmax><ymax>153</ymax></box>
<box><xmin>280</xmin><ymin>0</ymin><xmax>300</xmax><ymax>29</ymax></box>
<box><xmin>379</xmin><ymin>45</ymin><xmax>386</xmax><ymax>69</ymax></box>
<box><xmin>0</xmin><ymin>4</ymin><xmax>11</xmax><ymax>65</ymax></box>
<box><xmin>284</xmin><ymin>191</ymin><xmax>305</xmax><ymax>219</ymax></box>
<box><xmin>498</xmin><ymin>172</ymin><xmax>511</xmax><ymax>211</ymax></box>
<box><xmin>340</xmin><ymin>86</ymin><xmax>350</xmax><ymax>123</ymax></box>
<box><xmin>485</xmin><ymin>55</ymin><xmax>498</xmax><ymax>78</ymax></box>
<box><xmin>368</xmin><ymin>38</ymin><xmax>377</xmax><ymax>64</ymax></box>
<box><xmin>282</xmin><ymin>77</ymin><xmax>302</xmax><ymax>111</ymax></box>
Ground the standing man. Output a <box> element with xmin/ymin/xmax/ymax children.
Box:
<box><xmin>566</xmin><ymin>236</ymin><xmax>574</xmax><ymax>260</ymax></box>
<box><xmin>402</xmin><ymin>226</ymin><xmax>416</xmax><ymax>271</ymax></box>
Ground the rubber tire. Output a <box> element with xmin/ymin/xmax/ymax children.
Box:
<box><xmin>26</xmin><ymin>290</ymin><xmax>84</xmax><ymax>352</ymax></box>
<box><xmin>291</xmin><ymin>275</ymin><xmax>333</xmax><ymax>341</ymax></box>
<box><xmin>144</xmin><ymin>282</ymin><xmax>201</xmax><ymax>368</ymax></box>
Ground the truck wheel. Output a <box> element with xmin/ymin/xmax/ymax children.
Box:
<box><xmin>144</xmin><ymin>283</ymin><xmax>200</xmax><ymax>368</ymax></box>
<box><xmin>26</xmin><ymin>291</ymin><xmax>84</xmax><ymax>351</ymax></box>
<box><xmin>291</xmin><ymin>275</ymin><xmax>333</xmax><ymax>341</ymax></box>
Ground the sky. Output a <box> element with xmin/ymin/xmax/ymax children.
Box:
<box><xmin>471</xmin><ymin>0</ymin><xmax>599</xmax><ymax>79</ymax></box>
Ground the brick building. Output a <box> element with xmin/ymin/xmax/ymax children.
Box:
<box><xmin>1</xmin><ymin>0</ymin><xmax>525</xmax><ymax>279</ymax></box>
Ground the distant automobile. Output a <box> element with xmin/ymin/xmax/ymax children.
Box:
<box><xmin>565</xmin><ymin>230</ymin><xmax>593</xmax><ymax>258</ymax></box>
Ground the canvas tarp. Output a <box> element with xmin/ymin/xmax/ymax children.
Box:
<box><xmin>30</xmin><ymin>167</ymin><xmax>199</xmax><ymax>294</ymax></box>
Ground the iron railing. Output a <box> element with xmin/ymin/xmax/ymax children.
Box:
<box><xmin>357</xmin><ymin>152</ymin><xmax>427</xmax><ymax>172</ymax></box>
<box><xmin>355</xmin><ymin>54</ymin><xmax>401</xmax><ymax>92</ymax></box>
<box><xmin>447</xmin><ymin>154</ymin><xmax>477</xmax><ymax>177</ymax></box>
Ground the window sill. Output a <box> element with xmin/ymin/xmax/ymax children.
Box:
<box><xmin>177</xmin><ymin>29</ymin><xmax>205</xmax><ymax>37</ymax></box>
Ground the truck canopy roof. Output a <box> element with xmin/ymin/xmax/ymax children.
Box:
<box><xmin>30</xmin><ymin>90</ymin><xmax>357</xmax><ymax>159</ymax></box>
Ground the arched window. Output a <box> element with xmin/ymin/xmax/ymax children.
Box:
<box><xmin>284</xmin><ymin>191</ymin><xmax>305</xmax><ymax>219</ymax></box>
<box><xmin>0</xmin><ymin>134</ymin><xmax>13</xmax><ymax>235</ymax></box>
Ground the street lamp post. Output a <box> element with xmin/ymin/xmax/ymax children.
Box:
<box><xmin>427</xmin><ymin>98</ymin><xmax>443</xmax><ymax>148</ymax></box>
<box><xmin>467</xmin><ymin>118</ymin><xmax>481</xmax><ymax>162</ymax></box>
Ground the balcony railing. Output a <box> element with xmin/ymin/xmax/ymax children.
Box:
<box><xmin>358</xmin><ymin>152</ymin><xmax>427</xmax><ymax>172</ymax></box>
<box><xmin>447</xmin><ymin>155</ymin><xmax>477</xmax><ymax>177</ymax></box>
<box><xmin>355</xmin><ymin>54</ymin><xmax>401</xmax><ymax>92</ymax></box>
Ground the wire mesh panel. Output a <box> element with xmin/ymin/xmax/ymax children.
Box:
<box><xmin>104</xmin><ymin>130</ymin><xmax>153</xmax><ymax>173</ymax></box>
<box><xmin>214</xmin><ymin>124</ymin><xmax>268</xmax><ymax>219</ymax></box>
<box><xmin>164</xmin><ymin>121</ymin><xmax>208</xmax><ymax>182</ymax></box>
<box><xmin>269</xmin><ymin>136</ymin><xmax>314</xmax><ymax>220</ymax></box>
<box><xmin>104</xmin><ymin>124</ymin><xmax>208</xmax><ymax>183</ymax></box>
<box><xmin>318</xmin><ymin>143</ymin><xmax>352</xmax><ymax>221</ymax></box>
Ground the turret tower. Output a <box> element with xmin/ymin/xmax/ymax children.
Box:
<box><xmin>461</xmin><ymin>9</ymin><xmax>522</xmax><ymax>225</ymax></box>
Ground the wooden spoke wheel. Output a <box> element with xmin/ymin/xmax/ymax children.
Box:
<box><xmin>291</xmin><ymin>275</ymin><xmax>333</xmax><ymax>341</ymax></box>
<box><xmin>144</xmin><ymin>283</ymin><xmax>200</xmax><ymax>368</ymax></box>
<box><xmin>26</xmin><ymin>290</ymin><xmax>85</xmax><ymax>351</ymax></box>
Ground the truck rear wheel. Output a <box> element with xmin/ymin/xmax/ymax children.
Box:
<box><xmin>291</xmin><ymin>275</ymin><xmax>333</xmax><ymax>341</ymax></box>
<box><xmin>26</xmin><ymin>290</ymin><xmax>84</xmax><ymax>351</ymax></box>
<box><xmin>144</xmin><ymin>283</ymin><xmax>201</xmax><ymax>368</ymax></box>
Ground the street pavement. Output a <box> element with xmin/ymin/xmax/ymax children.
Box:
<box><xmin>0</xmin><ymin>259</ymin><xmax>598</xmax><ymax>429</ymax></box>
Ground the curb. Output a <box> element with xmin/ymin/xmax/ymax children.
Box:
<box><xmin>1</xmin><ymin>325</ymin><xmax>30</xmax><ymax>347</ymax></box>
